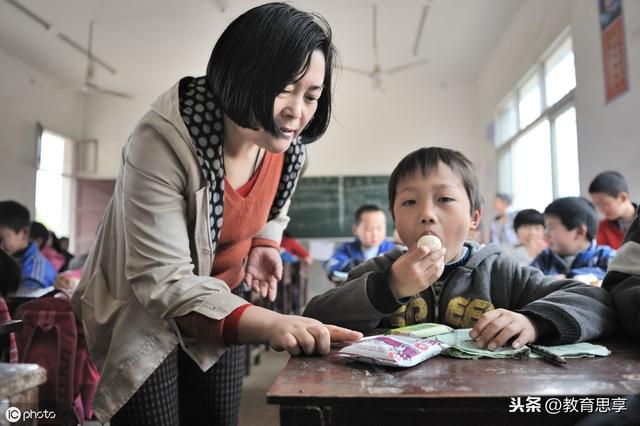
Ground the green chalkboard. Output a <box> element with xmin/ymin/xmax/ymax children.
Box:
<box><xmin>286</xmin><ymin>175</ymin><xmax>394</xmax><ymax>238</ymax></box>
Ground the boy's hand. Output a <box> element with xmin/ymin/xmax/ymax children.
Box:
<box><xmin>268</xmin><ymin>315</ymin><xmax>362</xmax><ymax>356</ymax></box>
<box><xmin>469</xmin><ymin>308</ymin><xmax>538</xmax><ymax>350</ymax></box>
<box><xmin>389</xmin><ymin>245</ymin><xmax>445</xmax><ymax>299</ymax></box>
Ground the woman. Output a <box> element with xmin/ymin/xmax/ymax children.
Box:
<box><xmin>71</xmin><ymin>3</ymin><xmax>361</xmax><ymax>424</ymax></box>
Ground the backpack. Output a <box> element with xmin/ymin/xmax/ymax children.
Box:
<box><xmin>14</xmin><ymin>295</ymin><xmax>99</xmax><ymax>425</ymax></box>
<box><xmin>0</xmin><ymin>297</ymin><xmax>19</xmax><ymax>363</ymax></box>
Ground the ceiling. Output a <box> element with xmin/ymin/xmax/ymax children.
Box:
<box><xmin>0</xmin><ymin>0</ymin><xmax>523</xmax><ymax>97</ymax></box>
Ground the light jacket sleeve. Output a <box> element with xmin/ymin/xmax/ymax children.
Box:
<box><xmin>122</xmin><ymin>125</ymin><xmax>247</xmax><ymax>323</ymax></box>
<box><xmin>492</xmin><ymin>253</ymin><xmax>618</xmax><ymax>344</ymax></box>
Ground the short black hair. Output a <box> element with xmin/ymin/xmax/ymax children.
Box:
<box><xmin>588</xmin><ymin>171</ymin><xmax>629</xmax><ymax>198</ymax></box>
<box><xmin>388</xmin><ymin>147</ymin><xmax>483</xmax><ymax>219</ymax></box>
<box><xmin>354</xmin><ymin>204</ymin><xmax>384</xmax><ymax>225</ymax></box>
<box><xmin>495</xmin><ymin>192</ymin><xmax>512</xmax><ymax>205</ymax></box>
<box><xmin>30</xmin><ymin>221</ymin><xmax>49</xmax><ymax>247</ymax></box>
<box><xmin>513</xmin><ymin>209</ymin><xmax>544</xmax><ymax>231</ymax></box>
<box><xmin>207</xmin><ymin>2</ymin><xmax>335</xmax><ymax>143</ymax></box>
<box><xmin>0</xmin><ymin>200</ymin><xmax>30</xmax><ymax>232</ymax></box>
<box><xmin>0</xmin><ymin>248</ymin><xmax>21</xmax><ymax>297</ymax></box>
<box><xmin>544</xmin><ymin>197</ymin><xmax>597</xmax><ymax>241</ymax></box>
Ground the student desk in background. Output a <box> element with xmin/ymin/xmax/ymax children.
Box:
<box><xmin>267</xmin><ymin>338</ymin><xmax>640</xmax><ymax>426</ymax></box>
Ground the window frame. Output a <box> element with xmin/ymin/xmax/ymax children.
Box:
<box><xmin>495</xmin><ymin>28</ymin><xmax>577</xmax><ymax>202</ymax></box>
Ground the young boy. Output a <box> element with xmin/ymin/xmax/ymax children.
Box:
<box><xmin>0</xmin><ymin>200</ymin><xmax>56</xmax><ymax>297</ymax></box>
<box><xmin>305</xmin><ymin>147</ymin><xmax>616</xmax><ymax>349</ymax></box>
<box><xmin>489</xmin><ymin>192</ymin><xmax>518</xmax><ymax>247</ymax></box>
<box><xmin>531</xmin><ymin>197</ymin><xmax>616</xmax><ymax>281</ymax></box>
<box><xmin>589</xmin><ymin>171</ymin><xmax>637</xmax><ymax>249</ymax></box>
<box><xmin>602</xmin><ymin>208</ymin><xmax>640</xmax><ymax>341</ymax></box>
<box><xmin>324</xmin><ymin>204</ymin><xmax>395</xmax><ymax>283</ymax></box>
<box><xmin>510</xmin><ymin>209</ymin><xmax>547</xmax><ymax>266</ymax></box>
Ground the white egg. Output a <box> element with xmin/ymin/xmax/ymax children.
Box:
<box><xmin>417</xmin><ymin>235</ymin><xmax>442</xmax><ymax>250</ymax></box>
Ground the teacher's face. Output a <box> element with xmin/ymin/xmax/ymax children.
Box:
<box><xmin>243</xmin><ymin>49</ymin><xmax>326</xmax><ymax>153</ymax></box>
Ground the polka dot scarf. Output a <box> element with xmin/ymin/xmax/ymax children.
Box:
<box><xmin>178</xmin><ymin>76</ymin><xmax>305</xmax><ymax>253</ymax></box>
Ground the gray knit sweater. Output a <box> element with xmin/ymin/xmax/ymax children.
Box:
<box><xmin>304</xmin><ymin>241</ymin><xmax>617</xmax><ymax>344</ymax></box>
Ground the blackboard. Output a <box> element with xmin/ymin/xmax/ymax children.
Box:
<box><xmin>286</xmin><ymin>175</ymin><xmax>394</xmax><ymax>238</ymax></box>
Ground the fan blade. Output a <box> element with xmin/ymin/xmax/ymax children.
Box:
<box><xmin>85</xmin><ymin>21</ymin><xmax>94</xmax><ymax>85</ymax></box>
<box><xmin>340</xmin><ymin>65</ymin><xmax>373</xmax><ymax>76</ymax></box>
<box><xmin>413</xmin><ymin>5</ymin><xmax>429</xmax><ymax>56</ymax></box>
<box><xmin>85</xmin><ymin>82</ymin><xmax>133</xmax><ymax>99</ymax></box>
<box><xmin>382</xmin><ymin>58</ymin><xmax>429</xmax><ymax>75</ymax></box>
<box><xmin>372</xmin><ymin>3</ymin><xmax>379</xmax><ymax>66</ymax></box>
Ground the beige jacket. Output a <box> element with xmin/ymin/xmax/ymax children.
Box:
<box><xmin>71</xmin><ymin>83</ymin><xmax>292</xmax><ymax>422</ymax></box>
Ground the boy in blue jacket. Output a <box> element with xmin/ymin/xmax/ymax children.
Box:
<box><xmin>0</xmin><ymin>200</ymin><xmax>56</xmax><ymax>297</ymax></box>
<box><xmin>324</xmin><ymin>204</ymin><xmax>395</xmax><ymax>283</ymax></box>
<box><xmin>305</xmin><ymin>147</ymin><xmax>616</xmax><ymax>349</ymax></box>
<box><xmin>531</xmin><ymin>197</ymin><xmax>616</xmax><ymax>281</ymax></box>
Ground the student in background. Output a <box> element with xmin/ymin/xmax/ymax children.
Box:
<box><xmin>510</xmin><ymin>209</ymin><xmax>547</xmax><ymax>266</ymax></box>
<box><xmin>531</xmin><ymin>197</ymin><xmax>616</xmax><ymax>281</ymax></box>
<box><xmin>280</xmin><ymin>231</ymin><xmax>313</xmax><ymax>265</ymax></box>
<box><xmin>0</xmin><ymin>201</ymin><xmax>56</xmax><ymax>297</ymax></box>
<box><xmin>30</xmin><ymin>222</ymin><xmax>65</xmax><ymax>272</ymax></box>
<box><xmin>0</xmin><ymin>247</ymin><xmax>21</xmax><ymax>298</ymax></box>
<box><xmin>589</xmin><ymin>171</ymin><xmax>637</xmax><ymax>249</ymax></box>
<box><xmin>305</xmin><ymin>147</ymin><xmax>616</xmax><ymax>349</ymax></box>
<box><xmin>489</xmin><ymin>192</ymin><xmax>519</xmax><ymax>248</ymax></box>
<box><xmin>602</xmin><ymin>207</ymin><xmax>640</xmax><ymax>341</ymax></box>
<box><xmin>324</xmin><ymin>204</ymin><xmax>395</xmax><ymax>283</ymax></box>
<box><xmin>57</xmin><ymin>236</ymin><xmax>74</xmax><ymax>272</ymax></box>
<box><xmin>70</xmin><ymin>4</ymin><xmax>361</xmax><ymax>424</ymax></box>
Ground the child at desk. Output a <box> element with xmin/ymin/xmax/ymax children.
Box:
<box><xmin>589</xmin><ymin>171</ymin><xmax>637</xmax><ymax>250</ymax></box>
<box><xmin>324</xmin><ymin>204</ymin><xmax>395</xmax><ymax>283</ymax></box>
<box><xmin>0</xmin><ymin>201</ymin><xmax>56</xmax><ymax>298</ymax></box>
<box><xmin>531</xmin><ymin>197</ymin><xmax>616</xmax><ymax>281</ymax></box>
<box><xmin>304</xmin><ymin>147</ymin><xmax>616</xmax><ymax>349</ymax></box>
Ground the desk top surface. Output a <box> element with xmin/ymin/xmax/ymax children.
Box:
<box><xmin>267</xmin><ymin>338</ymin><xmax>640</xmax><ymax>403</ymax></box>
<box><xmin>0</xmin><ymin>363</ymin><xmax>47</xmax><ymax>398</ymax></box>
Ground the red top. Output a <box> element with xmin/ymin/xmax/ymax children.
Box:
<box><xmin>281</xmin><ymin>236</ymin><xmax>310</xmax><ymax>259</ymax></box>
<box><xmin>596</xmin><ymin>218</ymin><xmax>625</xmax><ymax>249</ymax></box>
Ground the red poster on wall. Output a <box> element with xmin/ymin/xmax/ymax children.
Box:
<box><xmin>599</xmin><ymin>0</ymin><xmax>629</xmax><ymax>103</ymax></box>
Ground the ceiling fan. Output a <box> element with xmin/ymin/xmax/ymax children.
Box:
<box><xmin>79</xmin><ymin>21</ymin><xmax>133</xmax><ymax>99</ymax></box>
<box><xmin>341</xmin><ymin>3</ymin><xmax>430</xmax><ymax>90</ymax></box>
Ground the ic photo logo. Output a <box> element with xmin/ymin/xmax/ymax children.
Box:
<box><xmin>4</xmin><ymin>406</ymin><xmax>56</xmax><ymax>423</ymax></box>
<box><xmin>4</xmin><ymin>406</ymin><xmax>21</xmax><ymax>423</ymax></box>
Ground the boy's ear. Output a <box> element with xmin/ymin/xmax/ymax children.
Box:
<box><xmin>618</xmin><ymin>192</ymin><xmax>630</xmax><ymax>203</ymax></box>
<box><xmin>575</xmin><ymin>224</ymin><xmax>588</xmax><ymax>239</ymax></box>
<box><xmin>470</xmin><ymin>207</ymin><xmax>482</xmax><ymax>230</ymax></box>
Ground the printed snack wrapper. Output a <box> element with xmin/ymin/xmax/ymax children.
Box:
<box><xmin>337</xmin><ymin>335</ymin><xmax>445</xmax><ymax>367</ymax></box>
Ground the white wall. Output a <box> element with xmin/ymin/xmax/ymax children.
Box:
<box><xmin>478</xmin><ymin>0</ymin><xmax>640</xmax><ymax>207</ymax></box>
<box><xmin>0</xmin><ymin>49</ymin><xmax>85</xmax><ymax>212</ymax></box>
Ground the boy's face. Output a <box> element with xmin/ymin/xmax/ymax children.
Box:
<box><xmin>353</xmin><ymin>211</ymin><xmax>387</xmax><ymax>249</ymax></box>
<box><xmin>393</xmin><ymin>163</ymin><xmax>481</xmax><ymax>263</ymax></box>
<box><xmin>0</xmin><ymin>226</ymin><xmax>29</xmax><ymax>255</ymax></box>
<box><xmin>516</xmin><ymin>224</ymin><xmax>545</xmax><ymax>246</ymax></box>
<box><xmin>544</xmin><ymin>215</ymin><xmax>586</xmax><ymax>256</ymax></box>
<box><xmin>493</xmin><ymin>197</ymin><xmax>509</xmax><ymax>215</ymax></box>
<box><xmin>590</xmin><ymin>192</ymin><xmax>628</xmax><ymax>220</ymax></box>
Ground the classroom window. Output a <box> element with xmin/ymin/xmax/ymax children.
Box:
<box><xmin>35</xmin><ymin>129</ymin><xmax>75</xmax><ymax>239</ymax></box>
<box><xmin>494</xmin><ymin>31</ymin><xmax>578</xmax><ymax>212</ymax></box>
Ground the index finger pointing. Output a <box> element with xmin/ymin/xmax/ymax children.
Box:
<box><xmin>326</xmin><ymin>325</ymin><xmax>363</xmax><ymax>342</ymax></box>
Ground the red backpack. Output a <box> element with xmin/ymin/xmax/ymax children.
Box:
<box><xmin>0</xmin><ymin>297</ymin><xmax>19</xmax><ymax>363</ymax></box>
<box><xmin>14</xmin><ymin>295</ymin><xmax>99</xmax><ymax>425</ymax></box>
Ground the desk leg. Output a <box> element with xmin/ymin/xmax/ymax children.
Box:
<box><xmin>280</xmin><ymin>405</ymin><xmax>330</xmax><ymax>426</ymax></box>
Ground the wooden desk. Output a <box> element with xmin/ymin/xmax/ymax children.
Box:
<box><xmin>267</xmin><ymin>339</ymin><xmax>640</xmax><ymax>425</ymax></box>
<box><xmin>0</xmin><ymin>363</ymin><xmax>47</xmax><ymax>425</ymax></box>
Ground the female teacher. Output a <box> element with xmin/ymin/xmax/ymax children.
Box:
<box><xmin>71</xmin><ymin>3</ymin><xmax>361</xmax><ymax>424</ymax></box>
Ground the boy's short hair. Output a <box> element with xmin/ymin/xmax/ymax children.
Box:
<box><xmin>206</xmin><ymin>2</ymin><xmax>335</xmax><ymax>143</ymax></box>
<box><xmin>495</xmin><ymin>192</ymin><xmax>512</xmax><ymax>205</ymax></box>
<box><xmin>388</xmin><ymin>147</ymin><xmax>483</xmax><ymax>219</ymax></box>
<box><xmin>513</xmin><ymin>209</ymin><xmax>544</xmax><ymax>231</ymax></box>
<box><xmin>544</xmin><ymin>197</ymin><xmax>597</xmax><ymax>241</ymax></box>
<box><xmin>588</xmin><ymin>171</ymin><xmax>629</xmax><ymax>198</ymax></box>
<box><xmin>0</xmin><ymin>200</ymin><xmax>30</xmax><ymax>232</ymax></box>
<box><xmin>354</xmin><ymin>204</ymin><xmax>384</xmax><ymax>225</ymax></box>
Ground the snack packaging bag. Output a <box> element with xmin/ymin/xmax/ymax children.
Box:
<box><xmin>337</xmin><ymin>335</ymin><xmax>444</xmax><ymax>367</ymax></box>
